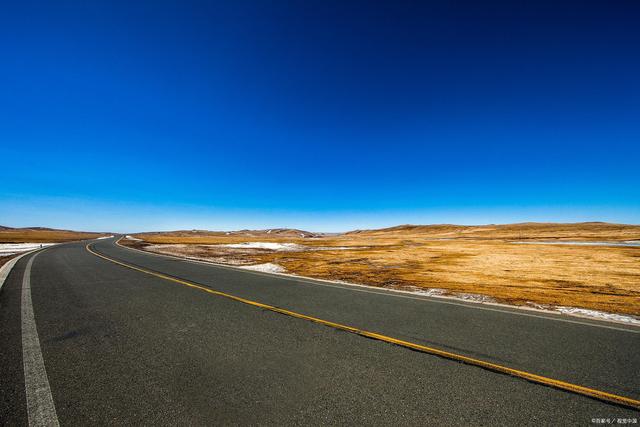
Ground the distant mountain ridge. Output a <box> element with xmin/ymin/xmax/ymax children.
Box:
<box><xmin>346</xmin><ymin>222</ymin><xmax>640</xmax><ymax>241</ymax></box>
<box><xmin>140</xmin><ymin>228</ymin><xmax>320</xmax><ymax>238</ymax></box>
<box><xmin>134</xmin><ymin>222</ymin><xmax>640</xmax><ymax>242</ymax></box>
<box><xmin>0</xmin><ymin>226</ymin><xmax>109</xmax><ymax>243</ymax></box>
<box><xmin>0</xmin><ymin>225</ymin><xmax>100</xmax><ymax>232</ymax></box>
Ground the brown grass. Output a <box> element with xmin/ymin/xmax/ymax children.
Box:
<box><xmin>0</xmin><ymin>228</ymin><xmax>108</xmax><ymax>243</ymax></box>
<box><xmin>124</xmin><ymin>223</ymin><xmax>640</xmax><ymax>316</ymax></box>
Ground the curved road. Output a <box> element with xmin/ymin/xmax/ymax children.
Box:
<box><xmin>1</xmin><ymin>237</ymin><xmax>638</xmax><ymax>424</ymax></box>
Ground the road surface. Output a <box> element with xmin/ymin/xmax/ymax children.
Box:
<box><xmin>1</xmin><ymin>237</ymin><xmax>638</xmax><ymax>424</ymax></box>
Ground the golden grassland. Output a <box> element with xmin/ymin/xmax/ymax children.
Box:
<box><xmin>0</xmin><ymin>228</ymin><xmax>108</xmax><ymax>243</ymax></box>
<box><xmin>126</xmin><ymin>223</ymin><xmax>640</xmax><ymax>316</ymax></box>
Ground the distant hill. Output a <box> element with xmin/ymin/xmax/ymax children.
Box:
<box><xmin>346</xmin><ymin>222</ymin><xmax>640</xmax><ymax>241</ymax></box>
<box><xmin>0</xmin><ymin>226</ymin><xmax>109</xmax><ymax>243</ymax></box>
<box><xmin>228</xmin><ymin>228</ymin><xmax>319</xmax><ymax>238</ymax></box>
<box><xmin>133</xmin><ymin>222</ymin><xmax>640</xmax><ymax>243</ymax></box>
<box><xmin>139</xmin><ymin>228</ymin><xmax>320</xmax><ymax>239</ymax></box>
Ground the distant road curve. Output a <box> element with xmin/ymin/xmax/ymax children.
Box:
<box><xmin>1</xmin><ymin>237</ymin><xmax>638</xmax><ymax>424</ymax></box>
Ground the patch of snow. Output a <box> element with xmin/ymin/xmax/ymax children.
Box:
<box><xmin>240</xmin><ymin>263</ymin><xmax>286</xmax><ymax>273</ymax></box>
<box><xmin>391</xmin><ymin>285</ymin><xmax>498</xmax><ymax>302</ymax></box>
<box><xmin>390</xmin><ymin>288</ymin><xmax>639</xmax><ymax>325</ymax></box>
<box><xmin>217</xmin><ymin>242</ymin><xmax>307</xmax><ymax>251</ymax></box>
<box><xmin>143</xmin><ymin>244</ymin><xmax>252</xmax><ymax>265</ymax></box>
<box><xmin>525</xmin><ymin>302</ymin><xmax>640</xmax><ymax>325</ymax></box>
<box><xmin>125</xmin><ymin>235</ymin><xmax>142</xmax><ymax>241</ymax></box>
<box><xmin>454</xmin><ymin>292</ymin><xmax>497</xmax><ymax>303</ymax></box>
<box><xmin>96</xmin><ymin>235</ymin><xmax>114</xmax><ymax>240</ymax></box>
<box><xmin>0</xmin><ymin>243</ymin><xmax>55</xmax><ymax>256</ymax></box>
<box><xmin>512</xmin><ymin>240</ymin><xmax>640</xmax><ymax>247</ymax></box>
<box><xmin>214</xmin><ymin>241</ymin><xmax>362</xmax><ymax>252</ymax></box>
<box><xmin>554</xmin><ymin>306</ymin><xmax>640</xmax><ymax>325</ymax></box>
<box><xmin>405</xmin><ymin>287</ymin><xmax>447</xmax><ymax>297</ymax></box>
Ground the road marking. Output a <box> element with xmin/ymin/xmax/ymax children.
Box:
<box><xmin>87</xmin><ymin>243</ymin><xmax>640</xmax><ymax>410</ymax></box>
<box><xmin>113</xmin><ymin>237</ymin><xmax>640</xmax><ymax>333</ymax></box>
<box><xmin>22</xmin><ymin>252</ymin><xmax>60</xmax><ymax>427</ymax></box>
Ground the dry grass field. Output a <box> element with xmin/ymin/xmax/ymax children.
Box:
<box><xmin>124</xmin><ymin>223</ymin><xmax>640</xmax><ymax>317</ymax></box>
<box><xmin>0</xmin><ymin>226</ymin><xmax>108</xmax><ymax>243</ymax></box>
<box><xmin>0</xmin><ymin>226</ymin><xmax>109</xmax><ymax>268</ymax></box>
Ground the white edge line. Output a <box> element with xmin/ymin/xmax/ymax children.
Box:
<box><xmin>21</xmin><ymin>251</ymin><xmax>60</xmax><ymax>426</ymax></box>
<box><xmin>111</xmin><ymin>237</ymin><xmax>640</xmax><ymax>334</ymax></box>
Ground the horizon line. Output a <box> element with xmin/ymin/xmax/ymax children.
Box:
<box><xmin>2</xmin><ymin>220</ymin><xmax>640</xmax><ymax>235</ymax></box>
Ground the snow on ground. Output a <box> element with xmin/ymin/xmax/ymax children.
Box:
<box><xmin>526</xmin><ymin>302</ymin><xmax>640</xmax><ymax>325</ymax></box>
<box><xmin>239</xmin><ymin>263</ymin><xmax>286</xmax><ymax>273</ymax></box>
<box><xmin>96</xmin><ymin>235</ymin><xmax>114</xmax><ymax>240</ymax></box>
<box><xmin>214</xmin><ymin>242</ymin><xmax>357</xmax><ymax>251</ymax></box>
<box><xmin>144</xmin><ymin>244</ymin><xmax>252</xmax><ymax>265</ymax></box>
<box><xmin>0</xmin><ymin>243</ymin><xmax>55</xmax><ymax>256</ymax></box>
<box><xmin>400</xmin><ymin>286</ymin><xmax>496</xmax><ymax>302</ymax></box>
<box><xmin>396</xmin><ymin>286</ymin><xmax>637</xmax><ymax>325</ymax></box>
<box><xmin>400</xmin><ymin>286</ymin><xmax>447</xmax><ymax>297</ymax></box>
<box><xmin>553</xmin><ymin>306</ymin><xmax>640</xmax><ymax>325</ymax></box>
<box><xmin>218</xmin><ymin>242</ymin><xmax>307</xmax><ymax>251</ymax></box>
<box><xmin>513</xmin><ymin>240</ymin><xmax>640</xmax><ymax>247</ymax></box>
<box><xmin>453</xmin><ymin>293</ymin><xmax>498</xmax><ymax>303</ymax></box>
<box><xmin>125</xmin><ymin>235</ymin><xmax>142</xmax><ymax>241</ymax></box>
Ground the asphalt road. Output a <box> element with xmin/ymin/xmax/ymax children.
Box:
<box><xmin>1</xmin><ymin>237</ymin><xmax>638</xmax><ymax>425</ymax></box>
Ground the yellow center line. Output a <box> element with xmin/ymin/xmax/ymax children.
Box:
<box><xmin>85</xmin><ymin>243</ymin><xmax>640</xmax><ymax>410</ymax></box>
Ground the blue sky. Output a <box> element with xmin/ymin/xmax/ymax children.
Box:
<box><xmin>1</xmin><ymin>0</ymin><xmax>639</xmax><ymax>232</ymax></box>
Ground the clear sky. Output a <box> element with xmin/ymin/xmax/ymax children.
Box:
<box><xmin>1</xmin><ymin>0</ymin><xmax>639</xmax><ymax>232</ymax></box>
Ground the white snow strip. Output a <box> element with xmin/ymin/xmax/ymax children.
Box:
<box><xmin>398</xmin><ymin>288</ymin><xmax>636</xmax><ymax>324</ymax></box>
<box><xmin>240</xmin><ymin>263</ymin><xmax>286</xmax><ymax>273</ymax></box>
<box><xmin>554</xmin><ymin>306</ymin><xmax>640</xmax><ymax>325</ymax></box>
<box><xmin>21</xmin><ymin>253</ymin><xmax>60</xmax><ymax>426</ymax></box>
<box><xmin>513</xmin><ymin>240</ymin><xmax>640</xmax><ymax>247</ymax></box>
<box><xmin>401</xmin><ymin>286</ymin><xmax>447</xmax><ymax>297</ymax></box>
<box><xmin>125</xmin><ymin>235</ymin><xmax>142</xmax><ymax>241</ymax></box>
<box><xmin>454</xmin><ymin>293</ymin><xmax>498</xmax><ymax>303</ymax></box>
<box><xmin>218</xmin><ymin>242</ymin><xmax>307</xmax><ymax>251</ymax></box>
<box><xmin>214</xmin><ymin>242</ymin><xmax>359</xmax><ymax>251</ymax></box>
<box><xmin>399</xmin><ymin>286</ymin><xmax>495</xmax><ymax>302</ymax></box>
<box><xmin>0</xmin><ymin>243</ymin><xmax>55</xmax><ymax>256</ymax></box>
<box><xmin>381</xmin><ymin>286</ymin><xmax>638</xmax><ymax>325</ymax></box>
<box><xmin>96</xmin><ymin>235</ymin><xmax>114</xmax><ymax>240</ymax></box>
<box><xmin>525</xmin><ymin>302</ymin><xmax>640</xmax><ymax>325</ymax></box>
